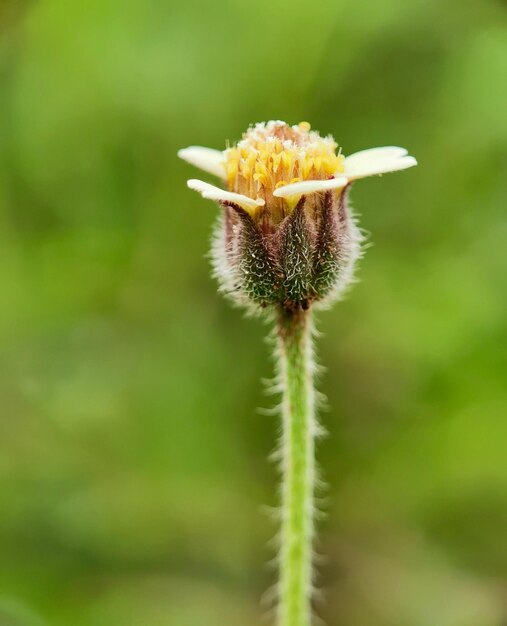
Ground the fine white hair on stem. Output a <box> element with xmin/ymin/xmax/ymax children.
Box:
<box><xmin>266</xmin><ymin>311</ymin><xmax>328</xmax><ymax>626</ymax></box>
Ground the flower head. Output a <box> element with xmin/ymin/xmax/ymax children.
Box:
<box><xmin>179</xmin><ymin>121</ymin><xmax>416</xmax><ymax>311</ymax></box>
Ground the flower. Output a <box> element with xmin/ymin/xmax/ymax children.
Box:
<box><xmin>178</xmin><ymin>121</ymin><xmax>416</xmax><ymax>311</ymax></box>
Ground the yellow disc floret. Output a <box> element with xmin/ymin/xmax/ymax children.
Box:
<box><xmin>225</xmin><ymin>121</ymin><xmax>345</xmax><ymax>203</ymax></box>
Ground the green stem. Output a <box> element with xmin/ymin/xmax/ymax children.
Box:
<box><xmin>276</xmin><ymin>306</ymin><xmax>316</xmax><ymax>626</ymax></box>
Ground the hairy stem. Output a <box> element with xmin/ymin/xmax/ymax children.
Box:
<box><xmin>276</xmin><ymin>306</ymin><xmax>316</xmax><ymax>626</ymax></box>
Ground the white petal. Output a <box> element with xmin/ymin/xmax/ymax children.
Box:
<box><xmin>187</xmin><ymin>179</ymin><xmax>265</xmax><ymax>211</ymax></box>
<box><xmin>344</xmin><ymin>146</ymin><xmax>408</xmax><ymax>168</ymax></box>
<box><xmin>273</xmin><ymin>177</ymin><xmax>348</xmax><ymax>198</ymax></box>
<box><xmin>178</xmin><ymin>146</ymin><xmax>226</xmax><ymax>179</ymax></box>
<box><xmin>344</xmin><ymin>146</ymin><xmax>417</xmax><ymax>180</ymax></box>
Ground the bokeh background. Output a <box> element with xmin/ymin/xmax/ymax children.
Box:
<box><xmin>0</xmin><ymin>0</ymin><xmax>506</xmax><ymax>624</ymax></box>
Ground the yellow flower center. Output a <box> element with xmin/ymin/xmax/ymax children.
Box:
<box><xmin>225</xmin><ymin>121</ymin><xmax>345</xmax><ymax>202</ymax></box>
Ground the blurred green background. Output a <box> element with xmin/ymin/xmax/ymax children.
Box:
<box><xmin>0</xmin><ymin>0</ymin><xmax>506</xmax><ymax>624</ymax></box>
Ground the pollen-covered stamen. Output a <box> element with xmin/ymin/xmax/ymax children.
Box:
<box><xmin>225</xmin><ymin>121</ymin><xmax>345</xmax><ymax>204</ymax></box>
